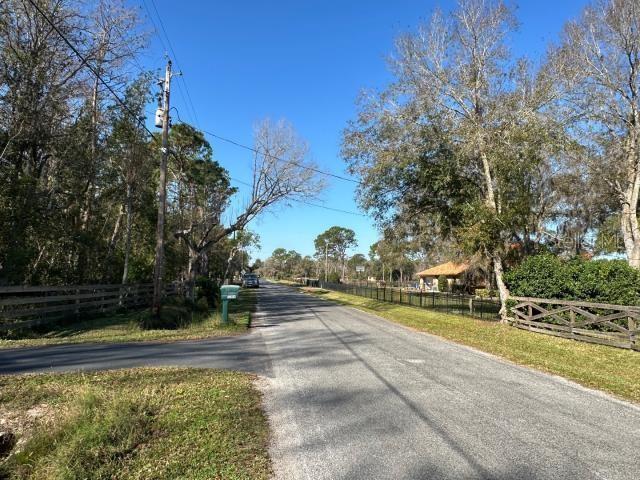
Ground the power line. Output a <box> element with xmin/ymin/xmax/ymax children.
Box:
<box><xmin>26</xmin><ymin>0</ymin><xmax>155</xmax><ymax>138</ymax></box>
<box><xmin>145</xmin><ymin>0</ymin><xmax>201</xmax><ymax>129</ymax></box>
<box><xmin>28</xmin><ymin>0</ymin><xmax>363</xmax><ymax>192</ymax></box>
<box><xmin>203</xmin><ymin>129</ymin><xmax>363</xmax><ymax>185</ymax></box>
<box><xmin>140</xmin><ymin>0</ymin><xmax>193</xmax><ymax>127</ymax></box>
<box><xmin>139</xmin><ymin>1</ymin><xmax>360</xmax><ymax>187</ymax></box>
<box><xmin>168</xmin><ymin>106</ymin><xmax>361</xmax><ymax>186</ymax></box>
<box><xmin>230</xmin><ymin>177</ymin><xmax>366</xmax><ymax>217</ymax></box>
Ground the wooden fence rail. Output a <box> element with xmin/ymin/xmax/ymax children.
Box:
<box><xmin>509</xmin><ymin>296</ymin><xmax>640</xmax><ymax>350</ymax></box>
<box><xmin>0</xmin><ymin>282</ymin><xmax>181</xmax><ymax>332</ymax></box>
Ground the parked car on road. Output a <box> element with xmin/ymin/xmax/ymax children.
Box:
<box><xmin>242</xmin><ymin>273</ymin><xmax>260</xmax><ymax>288</ymax></box>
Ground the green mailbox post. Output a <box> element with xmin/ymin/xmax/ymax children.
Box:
<box><xmin>220</xmin><ymin>285</ymin><xmax>241</xmax><ymax>324</ymax></box>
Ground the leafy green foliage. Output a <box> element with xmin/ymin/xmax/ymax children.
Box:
<box><xmin>505</xmin><ymin>255</ymin><xmax>640</xmax><ymax>305</ymax></box>
<box><xmin>195</xmin><ymin>276</ymin><xmax>219</xmax><ymax>306</ymax></box>
<box><xmin>438</xmin><ymin>275</ymin><xmax>448</xmax><ymax>292</ymax></box>
<box><xmin>327</xmin><ymin>271</ymin><xmax>342</xmax><ymax>283</ymax></box>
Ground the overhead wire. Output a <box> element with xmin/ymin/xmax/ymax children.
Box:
<box><xmin>25</xmin><ymin>0</ymin><xmax>155</xmax><ymax>138</ymax></box>
<box><xmin>139</xmin><ymin>0</ymin><xmax>196</xmax><ymax>127</ymax></box>
<box><xmin>27</xmin><ymin>0</ymin><xmax>366</xmax><ymax>218</ymax></box>
<box><xmin>201</xmin><ymin>129</ymin><xmax>363</xmax><ymax>185</ymax></box>
<box><xmin>145</xmin><ymin>0</ymin><xmax>201</xmax><ymax>129</ymax></box>
<box><xmin>229</xmin><ymin>177</ymin><xmax>366</xmax><ymax>217</ymax></box>
<box><xmin>168</xmin><ymin>108</ymin><xmax>363</xmax><ymax>187</ymax></box>
<box><xmin>136</xmin><ymin>1</ymin><xmax>362</xmax><ymax>187</ymax></box>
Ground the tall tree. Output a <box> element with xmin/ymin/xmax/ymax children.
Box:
<box><xmin>103</xmin><ymin>75</ymin><xmax>154</xmax><ymax>284</ymax></box>
<box><xmin>314</xmin><ymin>226</ymin><xmax>357</xmax><ymax>280</ymax></box>
<box><xmin>553</xmin><ymin>0</ymin><xmax>640</xmax><ymax>267</ymax></box>
<box><xmin>173</xmin><ymin>119</ymin><xmax>324</xmax><ymax>295</ymax></box>
<box><xmin>343</xmin><ymin>0</ymin><xmax>558</xmax><ymax>316</ymax></box>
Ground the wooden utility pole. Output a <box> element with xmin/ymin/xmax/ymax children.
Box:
<box><xmin>151</xmin><ymin>60</ymin><xmax>172</xmax><ymax>317</ymax></box>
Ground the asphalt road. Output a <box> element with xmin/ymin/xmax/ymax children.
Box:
<box><xmin>2</xmin><ymin>282</ymin><xmax>639</xmax><ymax>479</ymax></box>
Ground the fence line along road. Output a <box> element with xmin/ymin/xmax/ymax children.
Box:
<box><xmin>305</xmin><ymin>281</ymin><xmax>639</xmax><ymax>351</ymax></box>
<box><xmin>0</xmin><ymin>282</ymin><xmax>181</xmax><ymax>332</ymax></box>
<box><xmin>316</xmin><ymin>281</ymin><xmax>501</xmax><ymax>321</ymax></box>
<box><xmin>510</xmin><ymin>296</ymin><xmax>640</xmax><ymax>351</ymax></box>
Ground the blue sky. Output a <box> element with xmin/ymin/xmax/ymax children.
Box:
<box><xmin>135</xmin><ymin>0</ymin><xmax>588</xmax><ymax>260</ymax></box>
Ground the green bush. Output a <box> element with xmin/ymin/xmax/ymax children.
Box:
<box><xmin>438</xmin><ymin>275</ymin><xmax>448</xmax><ymax>292</ymax></box>
<box><xmin>138</xmin><ymin>305</ymin><xmax>191</xmax><ymax>330</ymax></box>
<box><xmin>195</xmin><ymin>276</ymin><xmax>219</xmax><ymax>306</ymax></box>
<box><xmin>475</xmin><ymin>288</ymin><xmax>497</xmax><ymax>298</ymax></box>
<box><xmin>505</xmin><ymin>254</ymin><xmax>640</xmax><ymax>305</ymax></box>
<box><xmin>327</xmin><ymin>272</ymin><xmax>341</xmax><ymax>283</ymax></box>
<box><xmin>195</xmin><ymin>296</ymin><xmax>209</xmax><ymax>312</ymax></box>
<box><xmin>572</xmin><ymin>259</ymin><xmax>640</xmax><ymax>305</ymax></box>
<box><xmin>503</xmin><ymin>254</ymin><xmax>574</xmax><ymax>299</ymax></box>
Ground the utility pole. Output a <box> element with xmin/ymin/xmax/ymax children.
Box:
<box><xmin>151</xmin><ymin>59</ymin><xmax>172</xmax><ymax>317</ymax></box>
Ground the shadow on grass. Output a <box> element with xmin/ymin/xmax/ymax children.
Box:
<box><xmin>1</xmin><ymin>288</ymin><xmax>257</xmax><ymax>344</ymax></box>
<box><xmin>2</xmin><ymin>312</ymin><xmax>141</xmax><ymax>341</ymax></box>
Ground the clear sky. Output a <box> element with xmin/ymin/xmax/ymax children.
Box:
<box><xmin>135</xmin><ymin>0</ymin><xmax>588</xmax><ymax>261</ymax></box>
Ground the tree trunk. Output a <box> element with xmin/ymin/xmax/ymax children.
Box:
<box><xmin>480</xmin><ymin>150</ymin><xmax>510</xmax><ymax>319</ymax></box>
<box><xmin>492</xmin><ymin>255</ymin><xmax>509</xmax><ymax>319</ymax></box>
<box><xmin>620</xmin><ymin>130</ymin><xmax>640</xmax><ymax>268</ymax></box>
<box><xmin>102</xmin><ymin>205</ymin><xmax>123</xmax><ymax>281</ymax></box>
<box><xmin>223</xmin><ymin>247</ymin><xmax>238</xmax><ymax>286</ymax></box>
<box><xmin>186</xmin><ymin>247</ymin><xmax>199</xmax><ymax>302</ymax></box>
<box><xmin>121</xmin><ymin>184</ymin><xmax>133</xmax><ymax>285</ymax></box>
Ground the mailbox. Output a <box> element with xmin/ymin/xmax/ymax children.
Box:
<box><xmin>220</xmin><ymin>285</ymin><xmax>241</xmax><ymax>324</ymax></box>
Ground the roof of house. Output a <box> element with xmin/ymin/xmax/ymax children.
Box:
<box><xmin>416</xmin><ymin>261</ymin><xmax>470</xmax><ymax>278</ymax></box>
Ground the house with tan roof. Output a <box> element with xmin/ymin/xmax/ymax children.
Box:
<box><xmin>415</xmin><ymin>261</ymin><xmax>485</xmax><ymax>292</ymax></box>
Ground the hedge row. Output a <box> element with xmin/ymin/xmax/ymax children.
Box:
<box><xmin>504</xmin><ymin>254</ymin><xmax>640</xmax><ymax>306</ymax></box>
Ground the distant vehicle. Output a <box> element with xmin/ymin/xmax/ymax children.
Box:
<box><xmin>242</xmin><ymin>273</ymin><xmax>260</xmax><ymax>288</ymax></box>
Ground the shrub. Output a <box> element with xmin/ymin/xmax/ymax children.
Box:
<box><xmin>437</xmin><ymin>275</ymin><xmax>448</xmax><ymax>292</ymax></box>
<box><xmin>138</xmin><ymin>306</ymin><xmax>191</xmax><ymax>330</ymax></box>
<box><xmin>503</xmin><ymin>254</ymin><xmax>574</xmax><ymax>299</ymax></box>
<box><xmin>195</xmin><ymin>276</ymin><xmax>219</xmax><ymax>306</ymax></box>
<box><xmin>327</xmin><ymin>272</ymin><xmax>341</xmax><ymax>283</ymax></box>
<box><xmin>505</xmin><ymin>254</ymin><xmax>640</xmax><ymax>305</ymax></box>
<box><xmin>474</xmin><ymin>288</ymin><xmax>497</xmax><ymax>298</ymax></box>
<box><xmin>195</xmin><ymin>296</ymin><xmax>209</xmax><ymax>313</ymax></box>
<box><xmin>571</xmin><ymin>259</ymin><xmax>640</xmax><ymax>305</ymax></box>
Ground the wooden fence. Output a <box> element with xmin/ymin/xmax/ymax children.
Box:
<box><xmin>0</xmin><ymin>283</ymin><xmax>181</xmax><ymax>332</ymax></box>
<box><xmin>509</xmin><ymin>296</ymin><xmax>640</xmax><ymax>351</ymax></box>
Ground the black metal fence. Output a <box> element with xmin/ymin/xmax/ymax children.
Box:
<box><xmin>317</xmin><ymin>281</ymin><xmax>501</xmax><ymax>321</ymax></box>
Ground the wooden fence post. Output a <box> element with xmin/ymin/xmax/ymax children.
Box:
<box><xmin>569</xmin><ymin>309</ymin><xmax>576</xmax><ymax>339</ymax></box>
<box><xmin>629</xmin><ymin>316</ymin><xmax>637</xmax><ymax>350</ymax></box>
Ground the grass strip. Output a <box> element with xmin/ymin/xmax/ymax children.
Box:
<box><xmin>0</xmin><ymin>368</ymin><xmax>271</xmax><ymax>480</ymax></box>
<box><xmin>304</xmin><ymin>288</ymin><xmax>640</xmax><ymax>404</ymax></box>
<box><xmin>0</xmin><ymin>289</ymin><xmax>256</xmax><ymax>349</ymax></box>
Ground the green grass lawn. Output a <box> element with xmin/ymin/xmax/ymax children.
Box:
<box><xmin>303</xmin><ymin>288</ymin><xmax>640</xmax><ymax>404</ymax></box>
<box><xmin>0</xmin><ymin>368</ymin><xmax>271</xmax><ymax>479</ymax></box>
<box><xmin>269</xmin><ymin>278</ymin><xmax>300</xmax><ymax>286</ymax></box>
<box><xmin>0</xmin><ymin>289</ymin><xmax>256</xmax><ymax>349</ymax></box>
